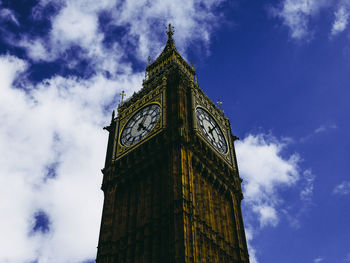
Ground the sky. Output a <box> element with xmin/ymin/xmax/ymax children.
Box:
<box><xmin>0</xmin><ymin>0</ymin><xmax>349</xmax><ymax>262</ymax></box>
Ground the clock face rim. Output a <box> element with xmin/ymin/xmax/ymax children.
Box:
<box><xmin>195</xmin><ymin>107</ymin><xmax>228</xmax><ymax>154</ymax></box>
<box><xmin>120</xmin><ymin>103</ymin><xmax>161</xmax><ymax>147</ymax></box>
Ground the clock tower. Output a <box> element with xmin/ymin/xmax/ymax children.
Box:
<box><xmin>96</xmin><ymin>25</ymin><xmax>250</xmax><ymax>263</ymax></box>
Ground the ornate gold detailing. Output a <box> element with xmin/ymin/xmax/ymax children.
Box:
<box><xmin>115</xmin><ymin>85</ymin><xmax>166</xmax><ymax>159</ymax></box>
<box><xmin>191</xmin><ymin>87</ymin><xmax>235</xmax><ymax>167</ymax></box>
<box><xmin>120</xmin><ymin>90</ymin><xmax>126</xmax><ymax>102</ymax></box>
<box><xmin>217</xmin><ymin>99</ymin><xmax>223</xmax><ymax>110</ymax></box>
<box><xmin>144</xmin><ymin>24</ymin><xmax>195</xmax><ymax>84</ymax></box>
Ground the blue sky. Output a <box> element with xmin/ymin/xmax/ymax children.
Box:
<box><xmin>0</xmin><ymin>0</ymin><xmax>349</xmax><ymax>262</ymax></box>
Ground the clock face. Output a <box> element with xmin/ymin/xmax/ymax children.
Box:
<box><xmin>196</xmin><ymin>108</ymin><xmax>227</xmax><ymax>154</ymax></box>
<box><xmin>120</xmin><ymin>104</ymin><xmax>161</xmax><ymax>147</ymax></box>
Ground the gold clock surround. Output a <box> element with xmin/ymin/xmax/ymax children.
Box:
<box><xmin>191</xmin><ymin>87</ymin><xmax>235</xmax><ymax>167</ymax></box>
<box><xmin>195</xmin><ymin>106</ymin><xmax>228</xmax><ymax>154</ymax></box>
<box><xmin>115</xmin><ymin>85</ymin><xmax>166</xmax><ymax>159</ymax></box>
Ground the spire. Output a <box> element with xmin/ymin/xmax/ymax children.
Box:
<box><xmin>166</xmin><ymin>23</ymin><xmax>174</xmax><ymax>38</ymax></box>
<box><xmin>146</xmin><ymin>23</ymin><xmax>178</xmax><ymax>69</ymax></box>
<box><xmin>162</xmin><ymin>23</ymin><xmax>176</xmax><ymax>53</ymax></box>
<box><xmin>145</xmin><ymin>23</ymin><xmax>195</xmax><ymax>79</ymax></box>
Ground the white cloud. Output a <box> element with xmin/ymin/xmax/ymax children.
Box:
<box><xmin>271</xmin><ymin>0</ymin><xmax>329</xmax><ymax>40</ymax></box>
<box><xmin>314</xmin><ymin>257</ymin><xmax>324</xmax><ymax>263</ymax></box>
<box><xmin>300</xmin><ymin>169</ymin><xmax>315</xmax><ymax>202</ymax></box>
<box><xmin>0</xmin><ymin>1</ymin><xmax>229</xmax><ymax>261</ymax></box>
<box><xmin>236</xmin><ymin>134</ymin><xmax>300</xmax><ymax>228</ymax></box>
<box><xmin>0</xmin><ymin>54</ymin><xmax>143</xmax><ymax>262</ymax></box>
<box><xmin>300</xmin><ymin>124</ymin><xmax>338</xmax><ymax>142</ymax></box>
<box><xmin>245</xmin><ymin>227</ymin><xmax>259</xmax><ymax>263</ymax></box>
<box><xmin>315</xmin><ymin>124</ymin><xmax>338</xmax><ymax>133</ymax></box>
<box><xmin>8</xmin><ymin>0</ymin><xmax>224</xmax><ymax>74</ymax></box>
<box><xmin>278</xmin><ymin>169</ymin><xmax>315</xmax><ymax>230</ymax></box>
<box><xmin>0</xmin><ymin>1</ymin><xmax>322</xmax><ymax>262</ymax></box>
<box><xmin>110</xmin><ymin>0</ymin><xmax>223</xmax><ymax>57</ymax></box>
<box><xmin>51</xmin><ymin>5</ymin><xmax>99</xmax><ymax>46</ymax></box>
<box><xmin>253</xmin><ymin>205</ymin><xmax>279</xmax><ymax>227</ymax></box>
<box><xmin>236</xmin><ymin>134</ymin><xmax>315</xmax><ymax>262</ymax></box>
<box><xmin>332</xmin><ymin>5</ymin><xmax>350</xmax><ymax>35</ymax></box>
<box><xmin>0</xmin><ymin>7</ymin><xmax>19</xmax><ymax>25</ymax></box>
<box><xmin>18</xmin><ymin>38</ymin><xmax>51</xmax><ymax>62</ymax></box>
<box><xmin>271</xmin><ymin>0</ymin><xmax>350</xmax><ymax>39</ymax></box>
<box><xmin>333</xmin><ymin>181</ymin><xmax>350</xmax><ymax>195</ymax></box>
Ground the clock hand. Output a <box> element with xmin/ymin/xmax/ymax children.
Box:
<box><xmin>208</xmin><ymin>126</ymin><xmax>215</xmax><ymax>134</ymax></box>
<box><xmin>141</xmin><ymin>114</ymin><xmax>147</xmax><ymax>125</ymax></box>
<box><xmin>137</xmin><ymin>119</ymin><xmax>146</xmax><ymax>131</ymax></box>
<box><xmin>208</xmin><ymin>126</ymin><xmax>216</xmax><ymax>142</ymax></box>
<box><xmin>137</xmin><ymin>114</ymin><xmax>149</xmax><ymax>131</ymax></box>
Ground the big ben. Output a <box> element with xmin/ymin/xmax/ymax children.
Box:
<box><xmin>96</xmin><ymin>25</ymin><xmax>250</xmax><ymax>263</ymax></box>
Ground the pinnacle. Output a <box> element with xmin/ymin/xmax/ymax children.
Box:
<box><xmin>166</xmin><ymin>23</ymin><xmax>174</xmax><ymax>38</ymax></box>
<box><xmin>146</xmin><ymin>24</ymin><xmax>179</xmax><ymax>70</ymax></box>
<box><xmin>145</xmin><ymin>24</ymin><xmax>195</xmax><ymax>78</ymax></box>
<box><xmin>160</xmin><ymin>24</ymin><xmax>177</xmax><ymax>56</ymax></box>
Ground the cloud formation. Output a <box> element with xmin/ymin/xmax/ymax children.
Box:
<box><xmin>3</xmin><ymin>0</ymin><xmax>225</xmax><ymax>78</ymax></box>
<box><xmin>236</xmin><ymin>134</ymin><xmax>314</xmax><ymax>262</ymax></box>
<box><xmin>0</xmin><ymin>6</ymin><xmax>19</xmax><ymax>25</ymax></box>
<box><xmin>271</xmin><ymin>0</ymin><xmax>328</xmax><ymax>40</ymax></box>
<box><xmin>272</xmin><ymin>0</ymin><xmax>350</xmax><ymax>40</ymax></box>
<box><xmin>0</xmin><ymin>54</ymin><xmax>143</xmax><ymax>262</ymax></box>
<box><xmin>314</xmin><ymin>124</ymin><xmax>338</xmax><ymax>134</ymax></box>
<box><xmin>300</xmin><ymin>169</ymin><xmax>315</xmax><ymax>202</ymax></box>
<box><xmin>332</xmin><ymin>4</ymin><xmax>350</xmax><ymax>35</ymax></box>
<box><xmin>236</xmin><ymin>134</ymin><xmax>300</xmax><ymax>228</ymax></box>
<box><xmin>244</xmin><ymin>227</ymin><xmax>259</xmax><ymax>263</ymax></box>
<box><xmin>313</xmin><ymin>257</ymin><xmax>324</xmax><ymax>263</ymax></box>
<box><xmin>0</xmin><ymin>0</ymin><xmax>229</xmax><ymax>262</ymax></box>
<box><xmin>333</xmin><ymin>181</ymin><xmax>350</xmax><ymax>195</ymax></box>
<box><xmin>0</xmin><ymin>1</ymin><xmax>318</xmax><ymax>263</ymax></box>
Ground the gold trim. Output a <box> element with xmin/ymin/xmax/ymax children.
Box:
<box><xmin>195</xmin><ymin>106</ymin><xmax>229</xmax><ymax>156</ymax></box>
<box><xmin>118</xmin><ymin>102</ymin><xmax>162</xmax><ymax>147</ymax></box>
<box><xmin>115</xmin><ymin>86</ymin><xmax>166</xmax><ymax>159</ymax></box>
<box><xmin>191</xmin><ymin>86</ymin><xmax>233</xmax><ymax>167</ymax></box>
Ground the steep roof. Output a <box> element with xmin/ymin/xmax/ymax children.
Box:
<box><xmin>145</xmin><ymin>24</ymin><xmax>195</xmax><ymax>76</ymax></box>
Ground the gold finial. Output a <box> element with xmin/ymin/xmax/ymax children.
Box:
<box><xmin>190</xmin><ymin>61</ymin><xmax>194</xmax><ymax>70</ymax></box>
<box><xmin>217</xmin><ymin>99</ymin><xmax>223</xmax><ymax>109</ymax></box>
<box><xmin>166</xmin><ymin>23</ymin><xmax>174</xmax><ymax>37</ymax></box>
<box><xmin>120</xmin><ymin>90</ymin><xmax>126</xmax><ymax>103</ymax></box>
